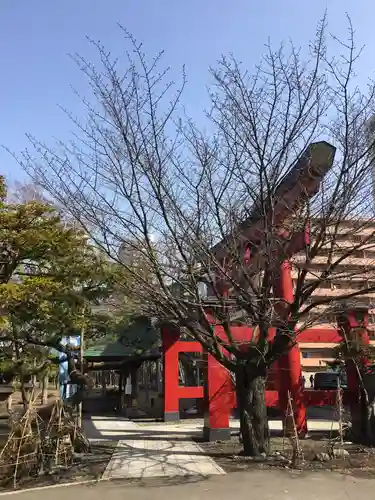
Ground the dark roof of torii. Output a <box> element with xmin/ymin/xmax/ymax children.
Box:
<box><xmin>210</xmin><ymin>141</ymin><xmax>336</xmax><ymax>261</ymax></box>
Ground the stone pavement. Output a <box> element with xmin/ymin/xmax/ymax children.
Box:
<box><xmin>6</xmin><ymin>469</ymin><xmax>375</xmax><ymax>500</ymax></box>
<box><xmin>102</xmin><ymin>440</ymin><xmax>225</xmax><ymax>479</ymax></box>
<box><xmin>85</xmin><ymin>417</ymin><xmax>225</xmax><ymax>479</ymax></box>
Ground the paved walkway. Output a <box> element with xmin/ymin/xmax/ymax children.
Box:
<box><xmin>84</xmin><ymin>416</ymin><xmax>339</xmax><ymax>441</ymax></box>
<box><xmin>103</xmin><ymin>440</ymin><xmax>225</xmax><ymax>479</ymax></box>
<box><xmin>85</xmin><ymin>417</ymin><xmax>225</xmax><ymax>479</ymax></box>
<box><xmin>7</xmin><ymin>469</ymin><xmax>375</xmax><ymax>500</ymax></box>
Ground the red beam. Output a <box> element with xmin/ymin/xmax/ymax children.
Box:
<box><xmin>257</xmin><ymin>390</ymin><xmax>356</xmax><ymax>408</ymax></box>
<box><xmin>171</xmin><ymin>324</ymin><xmax>343</xmax><ymax>347</ymax></box>
<box><xmin>173</xmin><ymin>387</ymin><xmax>357</xmax><ymax>408</ymax></box>
<box><xmin>297</xmin><ymin>329</ymin><xmax>342</xmax><ymax>343</ymax></box>
<box><xmin>177</xmin><ymin>386</ymin><xmax>204</xmax><ymax>399</ymax></box>
<box><xmin>209</xmin><ymin>326</ymin><xmax>343</xmax><ymax>344</ymax></box>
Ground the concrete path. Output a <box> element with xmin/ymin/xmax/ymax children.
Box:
<box><xmin>85</xmin><ymin>417</ymin><xmax>225</xmax><ymax>479</ymax></box>
<box><xmin>84</xmin><ymin>416</ymin><xmax>339</xmax><ymax>442</ymax></box>
<box><xmin>103</xmin><ymin>440</ymin><xmax>225</xmax><ymax>479</ymax></box>
<box><xmin>84</xmin><ymin>415</ymin><xmax>139</xmax><ymax>438</ymax></box>
<box><xmin>7</xmin><ymin>469</ymin><xmax>375</xmax><ymax>500</ymax></box>
<box><xmin>138</xmin><ymin>419</ymin><xmax>339</xmax><ymax>435</ymax></box>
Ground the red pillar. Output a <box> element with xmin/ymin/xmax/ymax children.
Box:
<box><xmin>202</xmin><ymin>265</ymin><xmax>233</xmax><ymax>441</ymax></box>
<box><xmin>273</xmin><ymin>261</ymin><xmax>307</xmax><ymax>436</ymax></box>
<box><xmin>336</xmin><ymin>306</ymin><xmax>370</xmax><ymax>430</ymax></box>
<box><xmin>161</xmin><ymin>325</ymin><xmax>180</xmax><ymax>421</ymax></box>
<box><xmin>203</xmin><ymin>345</ymin><xmax>233</xmax><ymax>441</ymax></box>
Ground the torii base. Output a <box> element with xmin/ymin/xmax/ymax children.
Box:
<box><xmin>203</xmin><ymin>426</ymin><xmax>231</xmax><ymax>442</ymax></box>
<box><xmin>163</xmin><ymin>411</ymin><xmax>180</xmax><ymax>422</ymax></box>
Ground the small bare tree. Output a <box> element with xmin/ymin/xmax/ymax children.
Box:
<box><xmin>17</xmin><ymin>16</ymin><xmax>375</xmax><ymax>456</ymax></box>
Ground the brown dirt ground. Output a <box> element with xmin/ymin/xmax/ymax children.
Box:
<box><xmin>196</xmin><ymin>432</ymin><xmax>375</xmax><ymax>478</ymax></box>
<box><xmin>0</xmin><ymin>441</ymin><xmax>116</xmax><ymax>493</ymax></box>
<box><xmin>0</xmin><ymin>394</ymin><xmax>115</xmax><ymax>493</ymax></box>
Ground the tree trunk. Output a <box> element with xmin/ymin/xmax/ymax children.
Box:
<box><xmin>6</xmin><ymin>394</ymin><xmax>12</xmax><ymax>412</ymax></box>
<box><xmin>119</xmin><ymin>371</ymin><xmax>124</xmax><ymax>413</ymax></box>
<box><xmin>20</xmin><ymin>378</ymin><xmax>29</xmax><ymax>411</ymax></box>
<box><xmin>235</xmin><ymin>362</ymin><xmax>270</xmax><ymax>457</ymax></box>
<box><xmin>101</xmin><ymin>371</ymin><xmax>106</xmax><ymax>396</ymax></box>
<box><xmin>130</xmin><ymin>364</ymin><xmax>140</xmax><ymax>408</ymax></box>
<box><xmin>351</xmin><ymin>368</ymin><xmax>375</xmax><ymax>446</ymax></box>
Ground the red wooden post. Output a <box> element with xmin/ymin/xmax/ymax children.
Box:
<box><xmin>202</xmin><ymin>263</ymin><xmax>233</xmax><ymax>441</ymax></box>
<box><xmin>272</xmin><ymin>261</ymin><xmax>307</xmax><ymax>436</ymax></box>
<box><xmin>203</xmin><ymin>346</ymin><xmax>233</xmax><ymax>441</ymax></box>
<box><xmin>161</xmin><ymin>325</ymin><xmax>181</xmax><ymax>421</ymax></box>
<box><xmin>336</xmin><ymin>306</ymin><xmax>370</xmax><ymax>430</ymax></box>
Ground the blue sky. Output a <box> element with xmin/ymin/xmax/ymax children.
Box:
<box><xmin>1</xmin><ymin>0</ymin><xmax>375</xmax><ymax>184</ymax></box>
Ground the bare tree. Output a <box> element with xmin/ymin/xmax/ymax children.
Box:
<box><xmin>17</xmin><ymin>16</ymin><xmax>375</xmax><ymax>456</ymax></box>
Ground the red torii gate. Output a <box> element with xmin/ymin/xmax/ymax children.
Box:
<box><xmin>205</xmin><ymin>141</ymin><xmax>336</xmax><ymax>436</ymax></box>
<box><xmin>161</xmin><ymin>141</ymin><xmax>369</xmax><ymax>440</ymax></box>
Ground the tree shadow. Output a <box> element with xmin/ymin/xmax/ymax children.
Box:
<box><xmin>104</xmin><ymin>440</ymin><xmax>226</xmax><ymax>479</ymax></box>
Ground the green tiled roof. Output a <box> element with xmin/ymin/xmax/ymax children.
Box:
<box><xmin>84</xmin><ymin>341</ymin><xmax>160</xmax><ymax>359</ymax></box>
<box><xmin>84</xmin><ymin>316</ymin><xmax>160</xmax><ymax>360</ymax></box>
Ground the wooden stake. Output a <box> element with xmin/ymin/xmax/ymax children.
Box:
<box><xmin>286</xmin><ymin>390</ymin><xmax>303</xmax><ymax>467</ymax></box>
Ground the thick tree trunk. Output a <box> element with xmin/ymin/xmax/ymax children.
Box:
<box><xmin>235</xmin><ymin>362</ymin><xmax>270</xmax><ymax>457</ymax></box>
<box><xmin>351</xmin><ymin>369</ymin><xmax>375</xmax><ymax>445</ymax></box>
